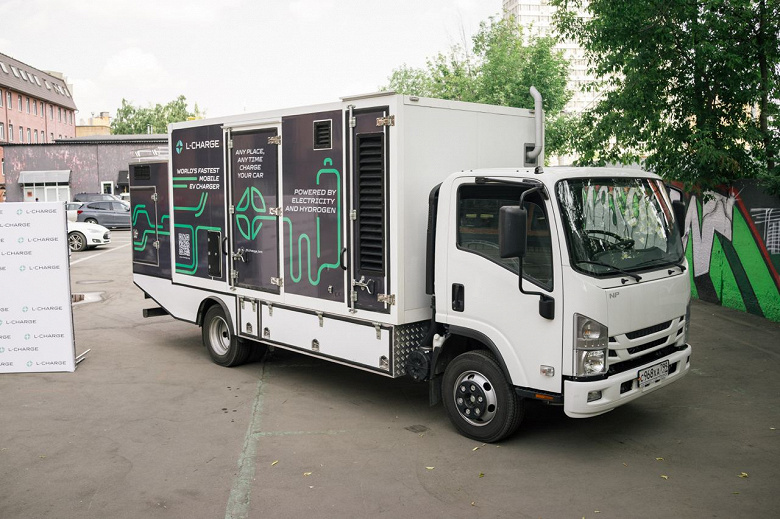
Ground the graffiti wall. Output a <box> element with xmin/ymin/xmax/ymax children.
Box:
<box><xmin>681</xmin><ymin>180</ymin><xmax>780</xmax><ymax>322</ymax></box>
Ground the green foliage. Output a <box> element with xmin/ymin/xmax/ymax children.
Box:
<box><xmin>552</xmin><ymin>0</ymin><xmax>780</xmax><ymax>194</ymax></box>
<box><xmin>383</xmin><ymin>16</ymin><xmax>572</xmax><ymax>156</ymax></box>
<box><xmin>110</xmin><ymin>95</ymin><xmax>203</xmax><ymax>135</ymax></box>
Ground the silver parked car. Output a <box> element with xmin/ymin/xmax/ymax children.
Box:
<box><xmin>76</xmin><ymin>200</ymin><xmax>131</xmax><ymax>228</ymax></box>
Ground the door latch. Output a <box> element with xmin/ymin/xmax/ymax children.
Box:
<box><xmin>232</xmin><ymin>248</ymin><xmax>246</xmax><ymax>262</ymax></box>
<box><xmin>352</xmin><ymin>276</ymin><xmax>374</xmax><ymax>295</ymax></box>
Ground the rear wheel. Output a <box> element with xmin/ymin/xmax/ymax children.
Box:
<box><xmin>202</xmin><ymin>305</ymin><xmax>249</xmax><ymax>366</ymax></box>
<box><xmin>68</xmin><ymin>231</ymin><xmax>87</xmax><ymax>252</ymax></box>
<box><xmin>442</xmin><ymin>350</ymin><xmax>523</xmax><ymax>442</ymax></box>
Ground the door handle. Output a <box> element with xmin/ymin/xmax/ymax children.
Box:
<box><xmin>452</xmin><ymin>283</ymin><xmax>465</xmax><ymax>312</ymax></box>
<box><xmin>232</xmin><ymin>248</ymin><xmax>246</xmax><ymax>263</ymax></box>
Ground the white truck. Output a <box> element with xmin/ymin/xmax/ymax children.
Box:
<box><xmin>129</xmin><ymin>90</ymin><xmax>691</xmax><ymax>442</ymax></box>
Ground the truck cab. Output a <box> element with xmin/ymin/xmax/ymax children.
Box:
<box><xmin>428</xmin><ymin>168</ymin><xmax>691</xmax><ymax>441</ymax></box>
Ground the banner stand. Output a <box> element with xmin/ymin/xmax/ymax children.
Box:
<box><xmin>0</xmin><ymin>202</ymin><xmax>77</xmax><ymax>373</ymax></box>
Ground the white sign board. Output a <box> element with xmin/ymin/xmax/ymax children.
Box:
<box><xmin>0</xmin><ymin>202</ymin><xmax>76</xmax><ymax>373</ymax></box>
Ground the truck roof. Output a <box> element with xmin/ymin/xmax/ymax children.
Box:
<box><xmin>462</xmin><ymin>166</ymin><xmax>663</xmax><ymax>186</ymax></box>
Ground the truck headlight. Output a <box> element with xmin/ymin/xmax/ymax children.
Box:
<box><xmin>574</xmin><ymin>314</ymin><xmax>608</xmax><ymax>376</ymax></box>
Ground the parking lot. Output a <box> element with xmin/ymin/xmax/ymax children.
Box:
<box><xmin>1</xmin><ymin>231</ymin><xmax>779</xmax><ymax>518</ymax></box>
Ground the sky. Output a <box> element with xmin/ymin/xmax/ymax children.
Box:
<box><xmin>0</xmin><ymin>0</ymin><xmax>503</xmax><ymax>124</ymax></box>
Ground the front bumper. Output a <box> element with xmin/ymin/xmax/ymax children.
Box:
<box><xmin>563</xmin><ymin>344</ymin><xmax>691</xmax><ymax>418</ymax></box>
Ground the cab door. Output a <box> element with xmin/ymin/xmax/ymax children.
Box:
<box><xmin>441</xmin><ymin>178</ymin><xmax>563</xmax><ymax>393</ymax></box>
<box><xmin>227</xmin><ymin>127</ymin><xmax>281</xmax><ymax>293</ymax></box>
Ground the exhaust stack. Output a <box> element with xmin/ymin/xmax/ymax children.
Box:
<box><xmin>526</xmin><ymin>86</ymin><xmax>544</xmax><ymax>162</ymax></box>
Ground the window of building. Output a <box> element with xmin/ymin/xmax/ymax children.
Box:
<box><xmin>40</xmin><ymin>101</ymin><xmax>44</xmax><ymax>116</ymax></box>
<box><xmin>19</xmin><ymin>126</ymin><xmax>24</xmax><ymax>142</ymax></box>
<box><xmin>0</xmin><ymin>61</ymin><xmax>8</xmax><ymax>73</ymax></box>
<box><xmin>34</xmin><ymin>130</ymin><xmax>38</xmax><ymax>143</ymax></box>
<box><xmin>26</xmin><ymin>97</ymin><xmax>31</xmax><ymax>113</ymax></box>
<box><xmin>18</xmin><ymin>94</ymin><xmax>22</xmax><ymax>111</ymax></box>
<box><xmin>0</xmin><ymin>88</ymin><xmax>3</xmax><ymax>107</ymax></box>
<box><xmin>33</xmin><ymin>101</ymin><xmax>38</xmax><ymax>115</ymax></box>
<box><xmin>11</xmin><ymin>65</ymin><xmax>20</xmax><ymax>78</ymax></box>
<box><xmin>49</xmin><ymin>105</ymin><xmax>53</xmax><ymax>119</ymax></box>
<box><xmin>9</xmin><ymin>124</ymin><xmax>13</xmax><ymax>141</ymax></box>
<box><xmin>20</xmin><ymin>69</ymin><xmax>28</xmax><ymax>81</ymax></box>
<box><xmin>44</xmin><ymin>80</ymin><xmax>51</xmax><ymax>90</ymax></box>
<box><xmin>0</xmin><ymin>123</ymin><xmax>4</xmax><ymax>140</ymax></box>
<box><xmin>58</xmin><ymin>107</ymin><xmax>62</xmax><ymax>122</ymax></box>
<box><xmin>50</xmin><ymin>132</ymin><xmax>54</xmax><ymax>141</ymax></box>
<box><xmin>26</xmin><ymin>128</ymin><xmax>31</xmax><ymax>142</ymax></box>
<box><xmin>7</xmin><ymin>91</ymin><xmax>11</xmax><ymax>107</ymax></box>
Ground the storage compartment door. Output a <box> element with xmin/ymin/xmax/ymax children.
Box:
<box><xmin>228</xmin><ymin>128</ymin><xmax>281</xmax><ymax>293</ymax></box>
<box><xmin>348</xmin><ymin>107</ymin><xmax>391</xmax><ymax>313</ymax></box>
<box><xmin>131</xmin><ymin>185</ymin><xmax>159</xmax><ymax>266</ymax></box>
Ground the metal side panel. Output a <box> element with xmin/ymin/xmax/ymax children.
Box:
<box><xmin>261</xmin><ymin>304</ymin><xmax>393</xmax><ymax>374</ymax></box>
<box><xmin>237</xmin><ymin>296</ymin><xmax>261</xmax><ymax>339</ymax></box>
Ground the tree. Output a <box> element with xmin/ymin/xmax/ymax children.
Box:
<box><xmin>384</xmin><ymin>16</ymin><xmax>572</xmax><ymax>157</ymax></box>
<box><xmin>111</xmin><ymin>95</ymin><xmax>203</xmax><ymax>135</ymax></box>
<box><xmin>552</xmin><ymin>0</ymin><xmax>780</xmax><ymax>194</ymax></box>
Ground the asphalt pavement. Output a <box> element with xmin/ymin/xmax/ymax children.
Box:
<box><xmin>1</xmin><ymin>231</ymin><xmax>779</xmax><ymax>518</ymax></box>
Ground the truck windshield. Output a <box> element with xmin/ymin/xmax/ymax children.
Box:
<box><xmin>556</xmin><ymin>177</ymin><xmax>684</xmax><ymax>277</ymax></box>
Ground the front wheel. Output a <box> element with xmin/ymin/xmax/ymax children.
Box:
<box><xmin>202</xmin><ymin>305</ymin><xmax>249</xmax><ymax>366</ymax></box>
<box><xmin>442</xmin><ymin>351</ymin><xmax>523</xmax><ymax>442</ymax></box>
<box><xmin>68</xmin><ymin>232</ymin><xmax>87</xmax><ymax>252</ymax></box>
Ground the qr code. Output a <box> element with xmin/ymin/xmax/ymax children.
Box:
<box><xmin>178</xmin><ymin>232</ymin><xmax>191</xmax><ymax>258</ymax></box>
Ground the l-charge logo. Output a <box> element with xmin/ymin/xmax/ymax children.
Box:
<box><xmin>176</xmin><ymin>139</ymin><xmax>219</xmax><ymax>154</ymax></box>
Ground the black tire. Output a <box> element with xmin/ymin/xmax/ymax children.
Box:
<box><xmin>85</xmin><ymin>218</ymin><xmax>98</xmax><ymax>225</ymax></box>
<box><xmin>202</xmin><ymin>305</ymin><xmax>249</xmax><ymax>367</ymax></box>
<box><xmin>442</xmin><ymin>350</ymin><xmax>523</xmax><ymax>442</ymax></box>
<box><xmin>68</xmin><ymin>231</ymin><xmax>87</xmax><ymax>252</ymax></box>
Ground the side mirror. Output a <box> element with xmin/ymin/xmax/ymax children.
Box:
<box><xmin>672</xmin><ymin>200</ymin><xmax>686</xmax><ymax>236</ymax></box>
<box><xmin>499</xmin><ymin>206</ymin><xmax>527</xmax><ymax>259</ymax></box>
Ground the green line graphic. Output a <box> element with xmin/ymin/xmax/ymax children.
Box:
<box><xmin>283</xmin><ymin>158</ymin><xmax>341</xmax><ymax>285</ymax></box>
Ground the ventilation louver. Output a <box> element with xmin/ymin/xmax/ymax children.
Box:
<box><xmin>313</xmin><ymin>120</ymin><xmax>332</xmax><ymax>150</ymax></box>
<box><xmin>356</xmin><ymin>133</ymin><xmax>385</xmax><ymax>273</ymax></box>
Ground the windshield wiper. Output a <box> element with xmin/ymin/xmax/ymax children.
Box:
<box><xmin>576</xmin><ymin>260</ymin><xmax>642</xmax><ymax>282</ymax></box>
<box><xmin>632</xmin><ymin>258</ymin><xmax>687</xmax><ymax>272</ymax></box>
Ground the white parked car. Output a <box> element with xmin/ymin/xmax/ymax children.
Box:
<box><xmin>67</xmin><ymin>220</ymin><xmax>111</xmax><ymax>252</ymax></box>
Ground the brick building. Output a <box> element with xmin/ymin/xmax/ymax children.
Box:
<box><xmin>0</xmin><ymin>52</ymin><xmax>77</xmax><ymax>146</ymax></box>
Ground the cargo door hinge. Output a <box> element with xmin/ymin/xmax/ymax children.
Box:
<box><xmin>373</xmin><ymin>322</ymin><xmax>382</xmax><ymax>340</ymax></box>
<box><xmin>376</xmin><ymin>115</ymin><xmax>395</xmax><ymax>127</ymax></box>
<box><xmin>151</xmin><ymin>192</ymin><xmax>159</xmax><ymax>202</ymax></box>
<box><xmin>377</xmin><ymin>294</ymin><xmax>395</xmax><ymax>306</ymax></box>
<box><xmin>228</xmin><ymin>139</ymin><xmax>234</xmax><ymax>149</ymax></box>
<box><xmin>271</xmin><ymin>277</ymin><xmax>283</xmax><ymax>287</ymax></box>
<box><xmin>349</xmin><ymin>116</ymin><xmax>356</xmax><ymax>128</ymax></box>
<box><xmin>268</xmin><ymin>135</ymin><xmax>282</xmax><ymax>145</ymax></box>
<box><xmin>350</xmin><ymin>290</ymin><xmax>358</xmax><ymax>303</ymax></box>
<box><xmin>231</xmin><ymin>270</ymin><xmax>239</xmax><ymax>280</ymax></box>
<box><xmin>152</xmin><ymin>240</ymin><xmax>160</xmax><ymax>250</ymax></box>
<box><xmin>350</xmin><ymin>209</ymin><xmax>357</xmax><ymax>221</ymax></box>
<box><xmin>229</xmin><ymin>205</ymin><xmax>235</xmax><ymax>215</ymax></box>
<box><xmin>269</xmin><ymin>207</ymin><xmax>283</xmax><ymax>216</ymax></box>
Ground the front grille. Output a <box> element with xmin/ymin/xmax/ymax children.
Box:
<box><xmin>627</xmin><ymin>337</ymin><xmax>667</xmax><ymax>355</ymax></box>
<box><xmin>626</xmin><ymin>320</ymin><xmax>672</xmax><ymax>339</ymax></box>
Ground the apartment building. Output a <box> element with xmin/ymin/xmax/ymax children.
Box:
<box><xmin>0</xmin><ymin>52</ymin><xmax>77</xmax><ymax>146</ymax></box>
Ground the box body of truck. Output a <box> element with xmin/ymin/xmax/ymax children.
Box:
<box><xmin>131</xmin><ymin>92</ymin><xmax>691</xmax><ymax>442</ymax></box>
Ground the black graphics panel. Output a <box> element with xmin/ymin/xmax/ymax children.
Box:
<box><xmin>170</xmin><ymin>125</ymin><xmax>226</xmax><ymax>281</ymax></box>
<box><xmin>281</xmin><ymin>111</ymin><xmax>345</xmax><ymax>302</ymax></box>
<box><xmin>130</xmin><ymin>161</ymin><xmax>171</xmax><ymax>279</ymax></box>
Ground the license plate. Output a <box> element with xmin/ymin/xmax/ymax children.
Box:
<box><xmin>638</xmin><ymin>360</ymin><xmax>669</xmax><ymax>390</ymax></box>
